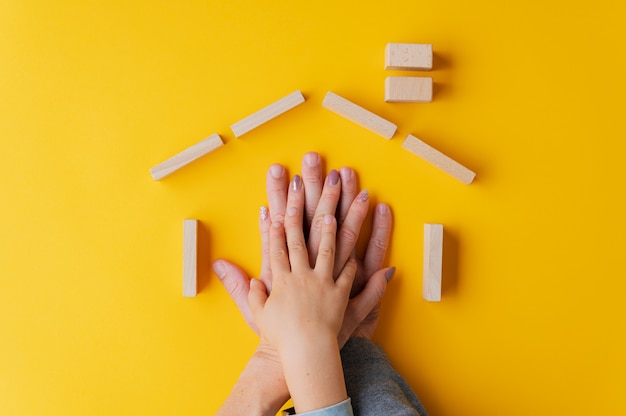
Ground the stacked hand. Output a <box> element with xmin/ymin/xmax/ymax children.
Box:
<box><xmin>215</xmin><ymin>152</ymin><xmax>393</xmax><ymax>415</ymax></box>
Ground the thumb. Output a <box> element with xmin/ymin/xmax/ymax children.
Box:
<box><xmin>344</xmin><ymin>267</ymin><xmax>391</xmax><ymax>328</ymax></box>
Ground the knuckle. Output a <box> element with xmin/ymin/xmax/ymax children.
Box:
<box><xmin>318</xmin><ymin>246</ymin><xmax>335</xmax><ymax>258</ymax></box>
<box><xmin>270</xmin><ymin>247</ymin><xmax>287</xmax><ymax>258</ymax></box>
<box><xmin>371</xmin><ymin>236</ymin><xmax>388</xmax><ymax>251</ymax></box>
<box><xmin>337</xmin><ymin>226</ymin><xmax>359</xmax><ymax>246</ymax></box>
<box><xmin>287</xmin><ymin>239</ymin><xmax>305</xmax><ymax>252</ymax></box>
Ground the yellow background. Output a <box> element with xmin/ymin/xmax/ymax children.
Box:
<box><xmin>1</xmin><ymin>1</ymin><xmax>625</xmax><ymax>415</ymax></box>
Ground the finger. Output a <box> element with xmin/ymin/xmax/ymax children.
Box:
<box><xmin>334</xmin><ymin>190</ymin><xmax>370</xmax><ymax>277</ymax></box>
<box><xmin>363</xmin><ymin>203</ymin><xmax>393</xmax><ymax>277</ymax></box>
<box><xmin>308</xmin><ymin>169</ymin><xmax>341</xmax><ymax>266</ymax></box>
<box><xmin>248</xmin><ymin>278</ymin><xmax>269</xmax><ymax>322</ymax></box>
<box><xmin>258</xmin><ymin>206</ymin><xmax>272</xmax><ymax>290</ymax></box>
<box><xmin>269</xmin><ymin>220</ymin><xmax>291</xmax><ymax>276</ymax></box>
<box><xmin>337</xmin><ymin>267</ymin><xmax>392</xmax><ymax>347</ymax></box>
<box><xmin>335</xmin><ymin>258</ymin><xmax>358</xmax><ymax>295</ymax></box>
<box><xmin>266</xmin><ymin>164</ymin><xmax>288</xmax><ymax>224</ymax></box>
<box><xmin>301</xmin><ymin>152</ymin><xmax>323</xmax><ymax>231</ymax></box>
<box><xmin>314</xmin><ymin>214</ymin><xmax>337</xmax><ymax>275</ymax></box>
<box><xmin>337</xmin><ymin>167</ymin><xmax>358</xmax><ymax>226</ymax></box>
<box><xmin>284</xmin><ymin>174</ymin><xmax>309</xmax><ymax>271</ymax></box>
<box><xmin>212</xmin><ymin>259</ymin><xmax>259</xmax><ymax>335</ymax></box>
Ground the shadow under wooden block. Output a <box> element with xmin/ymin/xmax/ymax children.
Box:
<box><xmin>196</xmin><ymin>220</ymin><xmax>212</xmax><ymax>295</ymax></box>
<box><xmin>441</xmin><ymin>227</ymin><xmax>460</xmax><ymax>298</ymax></box>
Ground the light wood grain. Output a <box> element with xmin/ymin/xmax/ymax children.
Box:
<box><xmin>423</xmin><ymin>223</ymin><xmax>443</xmax><ymax>302</ymax></box>
<box><xmin>149</xmin><ymin>134</ymin><xmax>223</xmax><ymax>181</ymax></box>
<box><xmin>385</xmin><ymin>43</ymin><xmax>433</xmax><ymax>71</ymax></box>
<box><xmin>183</xmin><ymin>219</ymin><xmax>197</xmax><ymax>298</ymax></box>
<box><xmin>230</xmin><ymin>90</ymin><xmax>305</xmax><ymax>137</ymax></box>
<box><xmin>385</xmin><ymin>76</ymin><xmax>432</xmax><ymax>103</ymax></box>
<box><xmin>322</xmin><ymin>91</ymin><xmax>397</xmax><ymax>139</ymax></box>
<box><xmin>402</xmin><ymin>134</ymin><xmax>476</xmax><ymax>184</ymax></box>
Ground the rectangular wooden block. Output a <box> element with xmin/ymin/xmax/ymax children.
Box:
<box><xmin>423</xmin><ymin>223</ymin><xmax>443</xmax><ymax>302</ymax></box>
<box><xmin>150</xmin><ymin>134</ymin><xmax>223</xmax><ymax>181</ymax></box>
<box><xmin>385</xmin><ymin>43</ymin><xmax>433</xmax><ymax>71</ymax></box>
<box><xmin>183</xmin><ymin>219</ymin><xmax>197</xmax><ymax>297</ymax></box>
<box><xmin>322</xmin><ymin>91</ymin><xmax>397</xmax><ymax>139</ymax></box>
<box><xmin>231</xmin><ymin>90</ymin><xmax>305</xmax><ymax>137</ymax></box>
<box><xmin>402</xmin><ymin>134</ymin><xmax>476</xmax><ymax>184</ymax></box>
<box><xmin>385</xmin><ymin>76</ymin><xmax>433</xmax><ymax>103</ymax></box>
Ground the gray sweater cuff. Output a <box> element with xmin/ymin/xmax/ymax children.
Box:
<box><xmin>340</xmin><ymin>338</ymin><xmax>428</xmax><ymax>416</ymax></box>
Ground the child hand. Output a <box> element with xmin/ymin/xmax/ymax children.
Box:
<box><xmin>248</xmin><ymin>174</ymin><xmax>356</xmax><ymax>413</ymax></box>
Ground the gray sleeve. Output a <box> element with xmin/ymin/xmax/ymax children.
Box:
<box><xmin>340</xmin><ymin>338</ymin><xmax>428</xmax><ymax>416</ymax></box>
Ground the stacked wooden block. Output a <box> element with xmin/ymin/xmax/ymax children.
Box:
<box><xmin>384</xmin><ymin>43</ymin><xmax>433</xmax><ymax>103</ymax></box>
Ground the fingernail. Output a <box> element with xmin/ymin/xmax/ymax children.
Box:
<box><xmin>269</xmin><ymin>164</ymin><xmax>284</xmax><ymax>179</ymax></box>
<box><xmin>260</xmin><ymin>206</ymin><xmax>268</xmax><ymax>221</ymax></box>
<box><xmin>356</xmin><ymin>190</ymin><xmax>369</xmax><ymax>203</ymax></box>
<box><xmin>385</xmin><ymin>267</ymin><xmax>396</xmax><ymax>282</ymax></box>
<box><xmin>291</xmin><ymin>174</ymin><xmax>302</xmax><ymax>191</ymax></box>
<box><xmin>304</xmin><ymin>152</ymin><xmax>320</xmax><ymax>167</ymax></box>
<box><xmin>377</xmin><ymin>203</ymin><xmax>389</xmax><ymax>215</ymax></box>
<box><xmin>339</xmin><ymin>167</ymin><xmax>353</xmax><ymax>182</ymax></box>
<box><xmin>324</xmin><ymin>214</ymin><xmax>333</xmax><ymax>224</ymax></box>
<box><xmin>287</xmin><ymin>207</ymin><xmax>297</xmax><ymax>217</ymax></box>
<box><xmin>327</xmin><ymin>169</ymin><xmax>339</xmax><ymax>186</ymax></box>
<box><xmin>213</xmin><ymin>261</ymin><xmax>227</xmax><ymax>280</ymax></box>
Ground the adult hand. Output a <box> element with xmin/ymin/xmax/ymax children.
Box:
<box><xmin>213</xmin><ymin>153</ymin><xmax>393</xmax><ymax>340</ymax></box>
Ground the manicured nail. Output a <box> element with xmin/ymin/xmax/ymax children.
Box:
<box><xmin>339</xmin><ymin>167</ymin><xmax>353</xmax><ymax>183</ymax></box>
<box><xmin>327</xmin><ymin>169</ymin><xmax>339</xmax><ymax>186</ymax></box>
<box><xmin>377</xmin><ymin>203</ymin><xmax>389</xmax><ymax>215</ymax></box>
<box><xmin>212</xmin><ymin>261</ymin><xmax>227</xmax><ymax>280</ymax></box>
<box><xmin>269</xmin><ymin>164</ymin><xmax>284</xmax><ymax>179</ymax></box>
<box><xmin>304</xmin><ymin>152</ymin><xmax>320</xmax><ymax>167</ymax></box>
<box><xmin>324</xmin><ymin>214</ymin><xmax>333</xmax><ymax>224</ymax></box>
<box><xmin>260</xmin><ymin>206</ymin><xmax>268</xmax><ymax>221</ymax></box>
<box><xmin>291</xmin><ymin>174</ymin><xmax>302</xmax><ymax>191</ymax></box>
<box><xmin>356</xmin><ymin>190</ymin><xmax>369</xmax><ymax>203</ymax></box>
<box><xmin>287</xmin><ymin>207</ymin><xmax>297</xmax><ymax>217</ymax></box>
<box><xmin>385</xmin><ymin>267</ymin><xmax>396</xmax><ymax>282</ymax></box>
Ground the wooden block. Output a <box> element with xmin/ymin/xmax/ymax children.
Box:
<box><xmin>402</xmin><ymin>134</ymin><xmax>476</xmax><ymax>184</ymax></box>
<box><xmin>322</xmin><ymin>91</ymin><xmax>397</xmax><ymax>139</ymax></box>
<box><xmin>385</xmin><ymin>43</ymin><xmax>433</xmax><ymax>71</ymax></box>
<box><xmin>183</xmin><ymin>219</ymin><xmax>197</xmax><ymax>297</ymax></box>
<box><xmin>385</xmin><ymin>76</ymin><xmax>432</xmax><ymax>103</ymax></box>
<box><xmin>423</xmin><ymin>224</ymin><xmax>443</xmax><ymax>302</ymax></box>
<box><xmin>231</xmin><ymin>90</ymin><xmax>305</xmax><ymax>137</ymax></box>
<box><xmin>150</xmin><ymin>134</ymin><xmax>223</xmax><ymax>181</ymax></box>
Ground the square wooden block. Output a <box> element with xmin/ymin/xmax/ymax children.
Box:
<box><xmin>385</xmin><ymin>76</ymin><xmax>432</xmax><ymax>103</ymax></box>
<box><xmin>385</xmin><ymin>43</ymin><xmax>432</xmax><ymax>71</ymax></box>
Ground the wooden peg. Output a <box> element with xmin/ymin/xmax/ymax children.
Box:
<box><xmin>231</xmin><ymin>90</ymin><xmax>305</xmax><ymax>137</ymax></box>
<box><xmin>183</xmin><ymin>219</ymin><xmax>197</xmax><ymax>297</ymax></box>
<box><xmin>423</xmin><ymin>223</ymin><xmax>443</xmax><ymax>302</ymax></box>
<box><xmin>322</xmin><ymin>91</ymin><xmax>397</xmax><ymax>139</ymax></box>
<box><xmin>385</xmin><ymin>76</ymin><xmax>432</xmax><ymax>103</ymax></box>
<box><xmin>402</xmin><ymin>134</ymin><xmax>476</xmax><ymax>184</ymax></box>
<box><xmin>385</xmin><ymin>43</ymin><xmax>433</xmax><ymax>71</ymax></box>
<box><xmin>150</xmin><ymin>134</ymin><xmax>223</xmax><ymax>181</ymax></box>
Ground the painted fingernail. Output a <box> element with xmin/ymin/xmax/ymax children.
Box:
<box><xmin>260</xmin><ymin>206</ymin><xmax>269</xmax><ymax>221</ymax></box>
<box><xmin>212</xmin><ymin>261</ymin><xmax>227</xmax><ymax>280</ymax></box>
<box><xmin>324</xmin><ymin>214</ymin><xmax>333</xmax><ymax>224</ymax></box>
<box><xmin>291</xmin><ymin>174</ymin><xmax>302</xmax><ymax>191</ymax></box>
<box><xmin>270</xmin><ymin>164</ymin><xmax>284</xmax><ymax>179</ymax></box>
<box><xmin>377</xmin><ymin>203</ymin><xmax>389</xmax><ymax>214</ymax></box>
<box><xmin>287</xmin><ymin>207</ymin><xmax>297</xmax><ymax>217</ymax></box>
<box><xmin>327</xmin><ymin>169</ymin><xmax>339</xmax><ymax>186</ymax></box>
<box><xmin>356</xmin><ymin>190</ymin><xmax>369</xmax><ymax>203</ymax></box>
<box><xmin>339</xmin><ymin>167</ymin><xmax>353</xmax><ymax>182</ymax></box>
<box><xmin>385</xmin><ymin>267</ymin><xmax>396</xmax><ymax>282</ymax></box>
<box><xmin>304</xmin><ymin>152</ymin><xmax>320</xmax><ymax>167</ymax></box>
